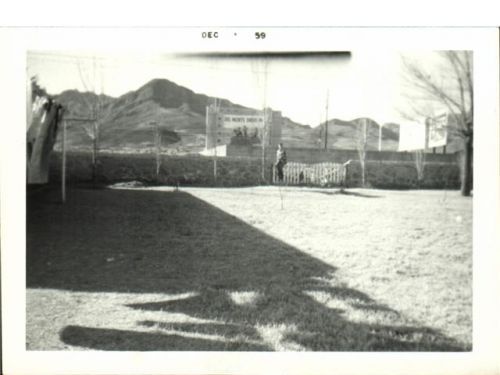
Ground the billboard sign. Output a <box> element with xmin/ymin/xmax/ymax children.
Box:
<box><xmin>219</xmin><ymin>114</ymin><xmax>265</xmax><ymax>129</ymax></box>
<box><xmin>427</xmin><ymin>111</ymin><xmax>448</xmax><ymax>148</ymax></box>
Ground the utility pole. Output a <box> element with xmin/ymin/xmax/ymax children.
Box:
<box><xmin>151</xmin><ymin>121</ymin><xmax>161</xmax><ymax>181</ymax></box>
<box><xmin>261</xmin><ymin>60</ymin><xmax>269</xmax><ymax>182</ymax></box>
<box><xmin>324</xmin><ymin>89</ymin><xmax>329</xmax><ymax>150</ymax></box>
<box><xmin>261</xmin><ymin>108</ymin><xmax>268</xmax><ymax>181</ymax></box>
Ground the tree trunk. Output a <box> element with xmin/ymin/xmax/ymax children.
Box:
<box><xmin>461</xmin><ymin>136</ymin><xmax>473</xmax><ymax>196</ymax></box>
<box><xmin>414</xmin><ymin>150</ymin><xmax>426</xmax><ymax>188</ymax></box>
<box><xmin>91</xmin><ymin>121</ymin><xmax>99</xmax><ymax>186</ymax></box>
<box><xmin>360</xmin><ymin>160</ymin><xmax>366</xmax><ymax>188</ymax></box>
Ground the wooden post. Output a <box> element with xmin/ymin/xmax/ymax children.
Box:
<box><xmin>261</xmin><ymin>108</ymin><xmax>268</xmax><ymax>183</ymax></box>
<box><xmin>61</xmin><ymin>120</ymin><xmax>67</xmax><ymax>203</ymax></box>
<box><xmin>213</xmin><ymin>148</ymin><xmax>217</xmax><ymax>184</ymax></box>
<box><xmin>152</xmin><ymin>121</ymin><xmax>161</xmax><ymax>182</ymax></box>
<box><xmin>378</xmin><ymin>124</ymin><xmax>382</xmax><ymax>151</ymax></box>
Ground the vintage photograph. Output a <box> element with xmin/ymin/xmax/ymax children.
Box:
<box><xmin>25</xmin><ymin>47</ymin><xmax>474</xmax><ymax>352</ymax></box>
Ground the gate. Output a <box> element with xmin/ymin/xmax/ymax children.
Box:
<box><xmin>273</xmin><ymin>162</ymin><xmax>346</xmax><ymax>186</ymax></box>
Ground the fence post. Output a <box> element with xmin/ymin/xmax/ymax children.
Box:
<box><xmin>343</xmin><ymin>161</ymin><xmax>350</xmax><ymax>187</ymax></box>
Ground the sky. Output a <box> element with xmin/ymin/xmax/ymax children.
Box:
<box><xmin>27</xmin><ymin>50</ymin><xmax>432</xmax><ymax>127</ymax></box>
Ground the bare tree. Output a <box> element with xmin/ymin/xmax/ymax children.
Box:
<box><xmin>258</xmin><ymin>58</ymin><xmax>270</xmax><ymax>183</ymax></box>
<box><xmin>356</xmin><ymin>118</ymin><xmax>368</xmax><ymax>187</ymax></box>
<box><xmin>77</xmin><ymin>57</ymin><xmax>103</xmax><ymax>184</ymax></box>
<box><xmin>151</xmin><ymin>121</ymin><xmax>162</xmax><ymax>182</ymax></box>
<box><xmin>401</xmin><ymin>51</ymin><xmax>473</xmax><ymax>196</ymax></box>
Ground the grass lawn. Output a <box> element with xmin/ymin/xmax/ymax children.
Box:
<box><xmin>26</xmin><ymin>185</ymin><xmax>472</xmax><ymax>351</ymax></box>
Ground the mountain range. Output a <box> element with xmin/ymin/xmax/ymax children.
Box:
<box><xmin>52</xmin><ymin>78</ymin><xmax>429</xmax><ymax>154</ymax></box>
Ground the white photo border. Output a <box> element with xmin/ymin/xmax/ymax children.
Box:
<box><xmin>1</xmin><ymin>26</ymin><xmax>499</xmax><ymax>375</ymax></box>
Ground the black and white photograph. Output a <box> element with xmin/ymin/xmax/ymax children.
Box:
<box><xmin>1</xmin><ymin>25</ymin><xmax>499</xmax><ymax>375</ymax></box>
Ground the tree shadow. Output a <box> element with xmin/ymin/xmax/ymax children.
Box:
<box><xmin>126</xmin><ymin>286</ymin><xmax>464</xmax><ymax>351</ymax></box>
<box><xmin>27</xmin><ymin>187</ymin><xmax>467</xmax><ymax>351</ymax></box>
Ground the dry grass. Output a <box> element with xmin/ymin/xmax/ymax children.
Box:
<box><xmin>186</xmin><ymin>187</ymin><xmax>472</xmax><ymax>344</ymax></box>
<box><xmin>26</xmin><ymin>186</ymin><xmax>471</xmax><ymax>351</ymax></box>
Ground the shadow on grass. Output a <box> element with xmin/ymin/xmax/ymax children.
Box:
<box><xmin>61</xmin><ymin>325</ymin><xmax>268</xmax><ymax>351</ymax></box>
<box><xmin>27</xmin><ymin>187</ymin><xmax>467</xmax><ymax>351</ymax></box>
<box><xmin>313</xmin><ymin>189</ymin><xmax>382</xmax><ymax>198</ymax></box>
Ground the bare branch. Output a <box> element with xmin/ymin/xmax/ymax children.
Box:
<box><xmin>81</xmin><ymin>123</ymin><xmax>96</xmax><ymax>140</ymax></box>
<box><xmin>397</xmin><ymin>99</ymin><xmax>435</xmax><ymax>122</ymax></box>
<box><xmin>446</xmin><ymin>55</ymin><xmax>470</xmax><ymax>131</ymax></box>
<box><xmin>401</xmin><ymin>52</ymin><xmax>472</xmax><ymax>138</ymax></box>
<box><xmin>403</xmin><ymin>57</ymin><xmax>454</xmax><ymax>101</ymax></box>
<box><xmin>76</xmin><ymin>61</ymin><xmax>96</xmax><ymax>117</ymax></box>
<box><xmin>406</xmin><ymin>62</ymin><xmax>462</xmax><ymax>112</ymax></box>
<box><xmin>464</xmin><ymin>53</ymin><xmax>474</xmax><ymax>125</ymax></box>
<box><xmin>77</xmin><ymin>61</ymin><xmax>91</xmax><ymax>92</ymax></box>
<box><xmin>447</xmin><ymin>54</ymin><xmax>466</xmax><ymax>107</ymax></box>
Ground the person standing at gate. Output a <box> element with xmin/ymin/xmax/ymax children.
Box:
<box><xmin>275</xmin><ymin>143</ymin><xmax>287</xmax><ymax>182</ymax></box>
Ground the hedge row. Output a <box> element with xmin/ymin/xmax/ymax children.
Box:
<box><xmin>49</xmin><ymin>152</ymin><xmax>461</xmax><ymax>189</ymax></box>
<box><xmin>49</xmin><ymin>152</ymin><xmax>270</xmax><ymax>187</ymax></box>
<box><xmin>345</xmin><ymin>161</ymin><xmax>461</xmax><ymax>189</ymax></box>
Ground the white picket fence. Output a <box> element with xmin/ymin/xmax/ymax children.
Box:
<box><xmin>273</xmin><ymin>162</ymin><xmax>346</xmax><ymax>186</ymax></box>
